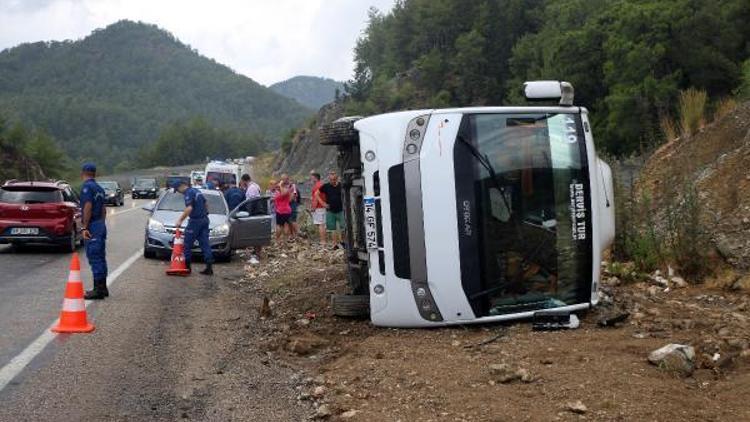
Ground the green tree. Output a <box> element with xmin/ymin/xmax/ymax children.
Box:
<box><xmin>141</xmin><ymin>117</ymin><xmax>263</xmax><ymax>167</ymax></box>
<box><xmin>24</xmin><ymin>131</ymin><xmax>68</xmax><ymax>179</ymax></box>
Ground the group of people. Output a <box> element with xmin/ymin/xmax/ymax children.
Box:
<box><xmin>219</xmin><ymin>169</ymin><xmax>345</xmax><ymax>258</ymax></box>
<box><xmin>309</xmin><ymin>170</ymin><xmax>344</xmax><ymax>248</ymax></box>
<box><xmin>224</xmin><ymin>169</ymin><xmax>345</xmax><ymax>249</ymax></box>
<box><xmin>75</xmin><ymin>162</ymin><xmax>346</xmax><ymax>300</ymax></box>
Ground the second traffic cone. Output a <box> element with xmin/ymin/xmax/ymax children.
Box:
<box><xmin>167</xmin><ymin>229</ymin><xmax>190</xmax><ymax>276</ymax></box>
<box><xmin>51</xmin><ymin>253</ymin><xmax>95</xmax><ymax>333</ymax></box>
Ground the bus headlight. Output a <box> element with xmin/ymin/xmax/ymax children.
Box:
<box><xmin>210</xmin><ymin>223</ymin><xmax>230</xmax><ymax>237</ymax></box>
<box><xmin>373</xmin><ymin>284</ymin><xmax>385</xmax><ymax>295</ymax></box>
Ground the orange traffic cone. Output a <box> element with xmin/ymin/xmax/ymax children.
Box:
<box><xmin>167</xmin><ymin>229</ymin><xmax>190</xmax><ymax>276</ymax></box>
<box><xmin>51</xmin><ymin>253</ymin><xmax>95</xmax><ymax>333</ymax></box>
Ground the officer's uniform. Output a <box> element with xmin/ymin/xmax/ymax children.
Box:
<box><xmin>182</xmin><ymin>187</ymin><xmax>213</xmax><ymax>266</ymax></box>
<box><xmin>224</xmin><ymin>186</ymin><xmax>245</xmax><ymax>211</ymax></box>
<box><xmin>80</xmin><ymin>167</ymin><xmax>108</xmax><ymax>295</ymax></box>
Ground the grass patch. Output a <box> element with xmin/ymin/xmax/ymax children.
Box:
<box><xmin>713</xmin><ymin>97</ymin><xmax>737</xmax><ymax>122</ymax></box>
<box><xmin>678</xmin><ymin>88</ymin><xmax>707</xmax><ymax>138</ymax></box>
<box><xmin>659</xmin><ymin>115</ymin><xmax>678</xmax><ymax>142</ymax></box>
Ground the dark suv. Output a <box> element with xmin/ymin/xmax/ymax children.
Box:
<box><xmin>0</xmin><ymin>180</ymin><xmax>83</xmax><ymax>252</ymax></box>
<box><xmin>99</xmin><ymin>180</ymin><xmax>125</xmax><ymax>206</ymax></box>
<box><xmin>132</xmin><ymin>178</ymin><xmax>158</xmax><ymax>199</ymax></box>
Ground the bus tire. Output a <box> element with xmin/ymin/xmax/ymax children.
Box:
<box><xmin>331</xmin><ymin>294</ymin><xmax>370</xmax><ymax>318</ymax></box>
<box><xmin>319</xmin><ymin>116</ymin><xmax>362</xmax><ymax>146</ymax></box>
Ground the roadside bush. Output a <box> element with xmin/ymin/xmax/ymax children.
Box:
<box><xmin>613</xmin><ymin>178</ymin><xmax>664</xmax><ymax>273</ymax></box>
<box><xmin>664</xmin><ymin>186</ymin><xmax>711</xmax><ymax>281</ymax></box>
<box><xmin>678</xmin><ymin>88</ymin><xmax>707</xmax><ymax>138</ymax></box>
<box><xmin>735</xmin><ymin>59</ymin><xmax>750</xmax><ymax>100</ymax></box>
<box><xmin>615</xmin><ymin>176</ymin><xmax>712</xmax><ymax>280</ymax></box>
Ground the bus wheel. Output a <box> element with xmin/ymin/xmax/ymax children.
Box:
<box><xmin>319</xmin><ymin>116</ymin><xmax>362</xmax><ymax>146</ymax></box>
<box><xmin>331</xmin><ymin>294</ymin><xmax>370</xmax><ymax>318</ymax></box>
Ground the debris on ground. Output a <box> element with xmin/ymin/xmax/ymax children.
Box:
<box><xmin>230</xmin><ymin>241</ymin><xmax>750</xmax><ymax>421</ymax></box>
<box><xmin>565</xmin><ymin>400</ymin><xmax>588</xmax><ymax>414</ymax></box>
<box><xmin>488</xmin><ymin>363</ymin><xmax>533</xmax><ymax>384</ymax></box>
<box><xmin>597</xmin><ymin>311</ymin><xmax>630</xmax><ymax>327</ymax></box>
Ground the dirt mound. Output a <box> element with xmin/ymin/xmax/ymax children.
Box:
<box><xmin>637</xmin><ymin>101</ymin><xmax>750</xmax><ymax>270</ymax></box>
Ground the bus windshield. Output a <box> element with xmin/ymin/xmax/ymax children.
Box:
<box><xmin>205</xmin><ymin>171</ymin><xmax>236</xmax><ymax>187</ymax></box>
<box><xmin>454</xmin><ymin>113</ymin><xmax>592</xmax><ymax>317</ymax></box>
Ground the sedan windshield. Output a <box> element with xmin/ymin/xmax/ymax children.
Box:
<box><xmin>135</xmin><ymin>180</ymin><xmax>157</xmax><ymax>188</ymax></box>
<box><xmin>454</xmin><ymin>113</ymin><xmax>592</xmax><ymax>317</ymax></box>
<box><xmin>157</xmin><ymin>191</ymin><xmax>227</xmax><ymax>215</ymax></box>
<box><xmin>98</xmin><ymin>181</ymin><xmax>118</xmax><ymax>190</ymax></box>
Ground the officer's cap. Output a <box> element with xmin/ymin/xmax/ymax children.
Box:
<box><xmin>81</xmin><ymin>162</ymin><xmax>96</xmax><ymax>173</ymax></box>
<box><xmin>171</xmin><ymin>180</ymin><xmax>188</xmax><ymax>190</ymax></box>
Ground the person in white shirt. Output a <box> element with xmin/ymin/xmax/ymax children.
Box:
<box><xmin>242</xmin><ymin>174</ymin><xmax>261</xmax><ymax>199</ymax></box>
<box><xmin>240</xmin><ymin>173</ymin><xmax>263</xmax><ymax>265</ymax></box>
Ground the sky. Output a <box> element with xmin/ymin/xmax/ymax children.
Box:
<box><xmin>0</xmin><ymin>0</ymin><xmax>396</xmax><ymax>85</ymax></box>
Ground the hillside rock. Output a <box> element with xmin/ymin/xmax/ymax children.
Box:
<box><xmin>274</xmin><ymin>102</ymin><xmax>344</xmax><ymax>177</ymax></box>
<box><xmin>637</xmin><ymin>101</ymin><xmax>750</xmax><ymax>270</ymax></box>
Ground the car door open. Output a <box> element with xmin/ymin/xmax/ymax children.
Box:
<box><xmin>229</xmin><ymin>197</ymin><xmax>273</xmax><ymax>248</ymax></box>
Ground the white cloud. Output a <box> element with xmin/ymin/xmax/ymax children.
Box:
<box><xmin>0</xmin><ymin>0</ymin><xmax>395</xmax><ymax>85</ymax></box>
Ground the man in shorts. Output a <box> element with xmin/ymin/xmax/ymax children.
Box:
<box><xmin>310</xmin><ymin>171</ymin><xmax>326</xmax><ymax>245</ymax></box>
<box><xmin>318</xmin><ymin>170</ymin><xmax>344</xmax><ymax>249</ymax></box>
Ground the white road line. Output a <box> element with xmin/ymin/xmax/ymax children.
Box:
<box><xmin>0</xmin><ymin>248</ymin><xmax>144</xmax><ymax>392</ymax></box>
<box><xmin>109</xmin><ymin>203</ymin><xmax>145</xmax><ymax>217</ymax></box>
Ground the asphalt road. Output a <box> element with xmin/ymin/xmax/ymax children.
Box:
<box><xmin>0</xmin><ymin>197</ymin><xmax>309</xmax><ymax>420</ymax></box>
<box><xmin>0</xmin><ymin>198</ymin><xmax>150</xmax><ymax>368</ymax></box>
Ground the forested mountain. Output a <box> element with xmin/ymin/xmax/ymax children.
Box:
<box><xmin>270</xmin><ymin>76</ymin><xmax>344</xmax><ymax>109</ymax></box>
<box><xmin>346</xmin><ymin>0</ymin><xmax>750</xmax><ymax>155</ymax></box>
<box><xmin>0</xmin><ymin>20</ymin><xmax>312</xmax><ymax>172</ymax></box>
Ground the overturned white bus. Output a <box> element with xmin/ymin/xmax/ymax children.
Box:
<box><xmin>320</xmin><ymin>81</ymin><xmax>615</xmax><ymax>328</ymax></box>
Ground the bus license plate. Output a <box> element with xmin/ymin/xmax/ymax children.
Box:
<box><xmin>11</xmin><ymin>227</ymin><xmax>38</xmax><ymax>235</ymax></box>
<box><xmin>363</xmin><ymin>197</ymin><xmax>378</xmax><ymax>250</ymax></box>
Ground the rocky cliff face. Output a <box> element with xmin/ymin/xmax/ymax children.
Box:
<box><xmin>274</xmin><ymin>102</ymin><xmax>345</xmax><ymax>177</ymax></box>
<box><xmin>637</xmin><ymin>102</ymin><xmax>750</xmax><ymax>270</ymax></box>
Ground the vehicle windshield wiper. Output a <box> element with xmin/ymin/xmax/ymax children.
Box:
<box><xmin>456</xmin><ymin>134</ymin><xmax>514</xmax><ymax>219</ymax></box>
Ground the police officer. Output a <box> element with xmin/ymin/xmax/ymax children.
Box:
<box><xmin>223</xmin><ymin>182</ymin><xmax>245</xmax><ymax>211</ymax></box>
<box><xmin>173</xmin><ymin>180</ymin><xmax>214</xmax><ymax>275</ymax></box>
<box><xmin>80</xmin><ymin>163</ymin><xmax>109</xmax><ymax>300</ymax></box>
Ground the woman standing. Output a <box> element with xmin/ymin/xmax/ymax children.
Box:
<box><xmin>272</xmin><ymin>180</ymin><xmax>293</xmax><ymax>242</ymax></box>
